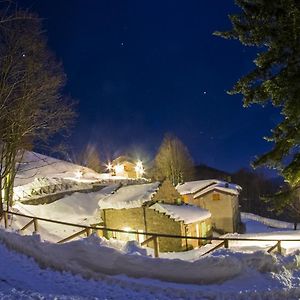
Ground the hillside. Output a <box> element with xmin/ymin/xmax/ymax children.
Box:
<box><xmin>193</xmin><ymin>164</ymin><xmax>231</xmax><ymax>181</ymax></box>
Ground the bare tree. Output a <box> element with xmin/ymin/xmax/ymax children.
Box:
<box><xmin>75</xmin><ymin>143</ymin><xmax>102</xmax><ymax>173</ymax></box>
<box><xmin>154</xmin><ymin>134</ymin><xmax>194</xmax><ymax>185</ymax></box>
<box><xmin>0</xmin><ymin>7</ymin><xmax>75</xmax><ymax>212</ymax></box>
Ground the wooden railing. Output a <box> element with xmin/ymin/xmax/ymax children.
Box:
<box><xmin>141</xmin><ymin>235</ymin><xmax>159</xmax><ymax>257</ymax></box>
<box><xmin>1</xmin><ymin>210</ymin><xmax>299</xmax><ymax>257</ymax></box>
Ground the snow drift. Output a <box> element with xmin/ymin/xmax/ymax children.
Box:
<box><xmin>0</xmin><ymin>229</ymin><xmax>289</xmax><ymax>285</ymax></box>
<box><xmin>242</xmin><ymin>212</ymin><xmax>298</xmax><ymax>230</ymax></box>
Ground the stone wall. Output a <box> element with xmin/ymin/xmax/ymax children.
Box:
<box><xmin>101</xmin><ymin>207</ymin><xmax>210</xmax><ymax>252</ymax></box>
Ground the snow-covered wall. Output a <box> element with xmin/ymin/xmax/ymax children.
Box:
<box><xmin>241</xmin><ymin>212</ymin><xmax>297</xmax><ymax>230</ymax></box>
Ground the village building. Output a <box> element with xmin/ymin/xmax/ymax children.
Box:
<box><xmin>98</xmin><ymin>180</ymin><xmax>212</xmax><ymax>252</ymax></box>
<box><xmin>108</xmin><ymin>156</ymin><xmax>145</xmax><ymax>179</ymax></box>
<box><xmin>176</xmin><ymin>180</ymin><xmax>242</xmax><ymax>233</ymax></box>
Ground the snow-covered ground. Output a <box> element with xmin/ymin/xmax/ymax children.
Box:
<box><xmin>15</xmin><ymin>151</ymin><xmax>104</xmax><ymax>187</ymax></box>
<box><xmin>10</xmin><ymin>184</ymin><xmax>119</xmax><ymax>242</ymax></box>
<box><xmin>10</xmin><ymin>189</ymin><xmax>300</xmax><ymax>256</ymax></box>
<box><xmin>1</xmin><ymin>228</ymin><xmax>300</xmax><ymax>299</ymax></box>
<box><xmin>2</xmin><ymin>194</ymin><xmax>300</xmax><ymax>298</ymax></box>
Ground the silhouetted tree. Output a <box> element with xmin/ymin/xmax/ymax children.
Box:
<box><xmin>0</xmin><ymin>8</ymin><xmax>75</xmax><ymax>211</ymax></box>
<box><xmin>75</xmin><ymin>143</ymin><xmax>102</xmax><ymax>173</ymax></box>
<box><xmin>154</xmin><ymin>134</ymin><xmax>194</xmax><ymax>185</ymax></box>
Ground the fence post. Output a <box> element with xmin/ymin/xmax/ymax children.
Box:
<box><xmin>224</xmin><ymin>239</ymin><xmax>229</xmax><ymax>249</ymax></box>
<box><xmin>86</xmin><ymin>228</ymin><xmax>91</xmax><ymax>237</ymax></box>
<box><xmin>33</xmin><ymin>218</ymin><xmax>38</xmax><ymax>232</ymax></box>
<box><xmin>4</xmin><ymin>212</ymin><xmax>8</xmax><ymax>229</ymax></box>
<box><xmin>277</xmin><ymin>241</ymin><xmax>282</xmax><ymax>254</ymax></box>
<box><xmin>153</xmin><ymin>236</ymin><xmax>159</xmax><ymax>258</ymax></box>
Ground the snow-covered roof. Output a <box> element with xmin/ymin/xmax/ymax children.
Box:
<box><xmin>98</xmin><ymin>182</ymin><xmax>160</xmax><ymax>210</ymax></box>
<box><xmin>193</xmin><ymin>181</ymin><xmax>241</xmax><ymax>198</ymax></box>
<box><xmin>176</xmin><ymin>180</ymin><xmax>218</xmax><ymax>195</ymax></box>
<box><xmin>176</xmin><ymin>180</ymin><xmax>241</xmax><ymax>198</ymax></box>
<box><xmin>150</xmin><ymin>203</ymin><xmax>211</xmax><ymax>224</ymax></box>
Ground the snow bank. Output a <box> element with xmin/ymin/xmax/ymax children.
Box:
<box><xmin>150</xmin><ymin>203</ymin><xmax>211</xmax><ymax>224</ymax></box>
<box><xmin>2</xmin><ymin>235</ymin><xmax>300</xmax><ymax>299</ymax></box>
<box><xmin>0</xmin><ymin>229</ymin><xmax>285</xmax><ymax>285</ymax></box>
<box><xmin>13</xmin><ymin>177</ymin><xmax>94</xmax><ymax>201</ymax></box>
<box><xmin>242</xmin><ymin>212</ymin><xmax>297</xmax><ymax>230</ymax></box>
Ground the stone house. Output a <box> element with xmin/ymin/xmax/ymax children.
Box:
<box><xmin>98</xmin><ymin>180</ymin><xmax>212</xmax><ymax>252</ymax></box>
<box><xmin>109</xmin><ymin>156</ymin><xmax>144</xmax><ymax>179</ymax></box>
<box><xmin>176</xmin><ymin>180</ymin><xmax>242</xmax><ymax>233</ymax></box>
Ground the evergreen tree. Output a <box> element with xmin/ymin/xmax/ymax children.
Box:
<box><xmin>154</xmin><ymin>134</ymin><xmax>194</xmax><ymax>185</ymax></box>
<box><xmin>215</xmin><ymin>1</ymin><xmax>300</xmax><ymax>199</ymax></box>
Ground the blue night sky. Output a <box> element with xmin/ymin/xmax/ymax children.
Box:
<box><xmin>20</xmin><ymin>0</ymin><xmax>280</xmax><ymax>173</ymax></box>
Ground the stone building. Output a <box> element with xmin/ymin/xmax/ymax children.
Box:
<box><xmin>109</xmin><ymin>156</ymin><xmax>144</xmax><ymax>179</ymax></box>
<box><xmin>98</xmin><ymin>180</ymin><xmax>212</xmax><ymax>252</ymax></box>
<box><xmin>176</xmin><ymin>180</ymin><xmax>242</xmax><ymax>233</ymax></box>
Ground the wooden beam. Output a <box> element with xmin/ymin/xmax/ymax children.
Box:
<box><xmin>20</xmin><ymin>219</ymin><xmax>35</xmax><ymax>231</ymax></box>
<box><xmin>4</xmin><ymin>212</ymin><xmax>8</xmax><ymax>229</ymax></box>
<box><xmin>57</xmin><ymin>229</ymin><xmax>87</xmax><ymax>244</ymax></box>
<box><xmin>201</xmin><ymin>241</ymin><xmax>226</xmax><ymax>256</ymax></box>
<box><xmin>267</xmin><ymin>241</ymin><xmax>281</xmax><ymax>254</ymax></box>
<box><xmin>33</xmin><ymin>218</ymin><xmax>38</xmax><ymax>232</ymax></box>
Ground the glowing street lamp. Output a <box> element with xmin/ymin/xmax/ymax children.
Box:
<box><xmin>106</xmin><ymin>162</ymin><xmax>113</xmax><ymax>172</ymax></box>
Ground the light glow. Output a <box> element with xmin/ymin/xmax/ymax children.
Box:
<box><xmin>123</xmin><ymin>227</ymin><xmax>132</xmax><ymax>232</ymax></box>
<box><xmin>114</xmin><ymin>164</ymin><xmax>124</xmax><ymax>176</ymax></box>
<box><xmin>106</xmin><ymin>162</ymin><xmax>113</xmax><ymax>172</ymax></box>
<box><xmin>75</xmin><ymin>170</ymin><xmax>83</xmax><ymax>179</ymax></box>
<box><xmin>135</xmin><ymin>160</ymin><xmax>144</xmax><ymax>178</ymax></box>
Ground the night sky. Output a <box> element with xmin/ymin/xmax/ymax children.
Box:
<box><xmin>19</xmin><ymin>1</ymin><xmax>280</xmax><ymax>174</ymax></box>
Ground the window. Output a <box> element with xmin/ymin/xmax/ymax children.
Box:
<box><xmin>212</xmin><ymin>193</ymin><xmax>220</xmax><ymax>201</ymax></box>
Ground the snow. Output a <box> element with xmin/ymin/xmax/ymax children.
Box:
<box><xmin>1</xmin><ymin>205</ymin><xmax>300</xmax><ymax>297</ymax></box>
<box><xmin>193</xmin><ymin>181</ymin><xmax>241</xmax><ymax>198</ymax></box>
<box><xmin>176</xmin><ymin>179</ymin><xmax>241</xmax><ymax>198</ymax></box>
<box><xmin>13</xmin><ymin>151</ymin><xmax>111</xmax><ymax>202</ymax></box>
<box><xmin>15</xmin><ymin>151</ymin><xmax>103</xmax><ymax>187</ymax></box>
<box><xmin>0</xmin><ymin>229</ymin><xmax>288</xmax><ymax>284</ymax></box>
<box><xmin>176</xmin><ymin>180</ymin><xmax>218</xmax><ymax>195</ymax></box>
<box><xmin>98</xmin><ymin>182</ymin><xmax>160</xmax><ymax>209</ymax></box>
<box><xmin>2</xmin><ymin>229</ymin><xmax>300</xmax><ymax>299</ymax></box>
<box><xmin>150</xmin><ymin>203</ymin><xmax>211</xmax><ymax>224</ymax></box>
<box><xmin>13</xmin><ymin>177</ymin><xmax>94</xmax><ymax>201</ymax></box>
<box><xmin>11</xmin><ymin>184</ymin><xmax>120</xmax><ymax>242</ymax></box>
<box><xmin>242</xmin><ymin>212</ymin><xmax>297</xmax><ymax>230</ymax></box>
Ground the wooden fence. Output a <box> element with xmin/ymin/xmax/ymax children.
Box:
<box><xmin>0</xmin><ymin>210</ymin><xmax>297</xmax><ymax>257</ymax></box>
